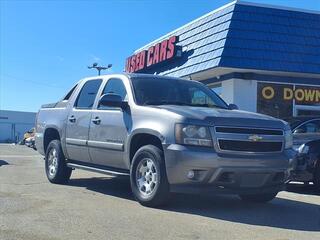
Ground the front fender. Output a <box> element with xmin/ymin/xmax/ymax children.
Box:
<box><xmin>124</xmin><ymin>128</ymin><xmax>166</xmax><ymax>168</ymax></box>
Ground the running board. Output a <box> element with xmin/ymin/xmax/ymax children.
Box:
<box><xmin>67</xmin><ymin>163</ymin><xmax>129</xmax><ymax>177</ymax></box>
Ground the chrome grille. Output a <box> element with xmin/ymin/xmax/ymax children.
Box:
<box><xmin>215</xmin><ymin>127</ymin><xmax>283</xmax><ymax>136</ymax></box>
<box><xmin>218</xmin><ymin>140</ymin><xmax>283</xmax><ymax>152</ymax></box>
<box><xmin>213</xmin><ymin>126</ymin><xmax>284</xmax><ymax>153</ymax></box>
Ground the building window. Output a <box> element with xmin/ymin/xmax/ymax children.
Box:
<box><xmin>257</xmin><ymin>82</ymin><xmax>320</xmax><ymax>119</ymax></box>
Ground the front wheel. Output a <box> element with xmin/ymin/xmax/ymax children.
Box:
<box><xmin>130</xmin><ymin>145</ymin><xmax>170</xmax><ymax>207</ymax></box>
<box><xmin>45</xmin><ymin>140</ymin><xmax>72</xmax><ymax>184</ymax></box>
<box><xmin>239</xmin><ymin>192</ymin><xmax>278</xmax><ymax>203</ymax></box>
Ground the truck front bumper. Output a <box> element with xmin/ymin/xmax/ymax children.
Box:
<box><xmin>164</xmin><ymin>144</ymin><xmax>296</xmax><ymax>195</ymax></box>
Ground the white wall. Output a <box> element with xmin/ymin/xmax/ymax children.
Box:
<box><xmin>0</xmin><ymin>110</ymin><xmax>36</xmax><ymax>143</ymax></box>
<box><xmin>221</xmin><ymin>78</ymin><xmax>257</xmax><ymax>112</ymax></box>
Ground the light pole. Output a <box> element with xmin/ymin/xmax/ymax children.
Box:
<box><xmin>88</xmin><ymin>63</ymin><xmax>112</xmax><ymax>75</ymax></box>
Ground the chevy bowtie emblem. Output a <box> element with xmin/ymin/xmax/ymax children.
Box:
<box><xmin>248</xmin><ymin>135</ymin><xmax>263</xmax><ymax>142</ymax></box>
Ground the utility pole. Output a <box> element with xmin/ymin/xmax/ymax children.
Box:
<box><xmin>88</xmin><ymin>63</ymin><xmax>112</xmax><ymax>75</ymax></box>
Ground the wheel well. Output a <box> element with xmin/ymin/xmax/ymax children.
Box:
<box><xmin>129</xmin><ymin>134</ymin><xmax>163</xmax><ymax>162</ymax></box>
<box><xmin>44</xmin><ymin>128</ymin><xmax>60</xmax><ymax>152</ymax></box>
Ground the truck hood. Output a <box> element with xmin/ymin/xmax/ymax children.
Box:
<box><xmin>157</xmin><ymin>105</ymin><xmax>287</xmax><ymax>129</ymax></box>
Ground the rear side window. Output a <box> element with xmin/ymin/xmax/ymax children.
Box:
<box><xmin>75</xmin><ymin>79</ymin><xmax>102</xmax><ymax>109</ymax></box>
<box><xmin>63</xmin><ymin>84</ymin><xmax>78</xmax><ymax>101</ymax></box>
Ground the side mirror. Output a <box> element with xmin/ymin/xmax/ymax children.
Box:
<box><xmin>228</xmin><ymin>103</ymin><xmax>239</xmax><ymax>110</ymax></box>
<box><xmin>98</xmin><ymin>94</ymin><xmax>128</xmax><ymax>109</ymax></box>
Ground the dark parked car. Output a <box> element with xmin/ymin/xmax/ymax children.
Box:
<box><xmin>286</xmin><ymin>116</ymin><xmax>320</xmax><ymax>190</ymax></box>
<box><xmin>286</xmin><ymin>116</ymin><xmax>320</xmax><ymax>149</ymax></box>
<box><xmin>290</xmin><ymin>140</ymin><xmax>320</xmax><ymax>190</ymax></box>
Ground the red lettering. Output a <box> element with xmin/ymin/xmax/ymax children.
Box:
<box><xmin>167</xmin><ymin>36</ymin><xmax>177</xmax><ymax>59</ymax></box>
<box><xmin>126</xmin><ymin>36</ymin><xmax>178</xmax><ymax>71</ymax></box>
<box><xmin>147</xmin><ymin>46</ymin><xmax>154</xmax><ymax>67</ymax></box>
<box><xmin>139</xmin><ymin>51</ymin><xmax>146</xmax><ymax>70</ymax></box>
<box><xmin>159</xmin><ymin>40</ymin><xmax>168</xmax><ymax>61</ymax></box>
<box><xmin>130</xmin><ymin>55</ymin><xmax>136</xmax><ymax>73</ymax></box>
<box><xmin>135</xmin><ymin>54</ymin><xmax>140</xmax><ymax>72</ymax></box>
<box><xmin>153</xmin><ymin>43</ymin><xmax>160</xmax><ymax>65</ymax></box>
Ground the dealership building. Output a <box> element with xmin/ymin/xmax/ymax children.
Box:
<box><xmin>125</xmin><ymin>1</ymin><xmax>320</xmax><ymax>119</ymax></box>
<box><xmin>0</xmin><ymin>110</ymin><xmax>36</xmax><ymax>143</ymax></box>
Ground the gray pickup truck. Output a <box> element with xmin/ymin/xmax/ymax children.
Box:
<box><xmin>36</xmin><ymin>73</ymin><xmax>295</xmax><ymax>207</ymax></box>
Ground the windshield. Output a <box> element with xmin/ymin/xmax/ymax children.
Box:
<box><xmin>131</xmin><ymin>77</ymin><xmax>229</xmax><ymax>109</ymax></box>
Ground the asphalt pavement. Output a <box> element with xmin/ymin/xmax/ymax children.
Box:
<box><xmin>0</xmin><ymin>144</ymin><xmax>319</xmax><ymax>240</ymax></box>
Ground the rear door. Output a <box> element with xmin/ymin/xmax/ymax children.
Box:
<box><xmin>88</xmin><ymin>77</ymin><xmax>129</xmax><ymax>169</ymax></box>
<box><xmin>65</xmin><ymin>79</ymin><xmax>102</xmax><ymax>163</ymax></box>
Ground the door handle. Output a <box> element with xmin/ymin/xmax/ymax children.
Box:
<box><xmin>92</xmin><ymin>116</ymin><xmax>101</xmax><ymax>125</ymax></box>
<box><xmin>68</xmin><ymin>115</ymin><xmax>76</xmax><ymax>123</ymax></box>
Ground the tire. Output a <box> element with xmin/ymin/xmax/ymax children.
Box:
<box><xmin>130</xmin><ymin>145</ymin><xmax>170</xmax><ymax>207</ymax></box>
<box><xmin>45</xmin><ymin>140</ymin><xmax>72</xmax><ymax>184</ymax></box>
<box><xmin>239</xmin><ymin>192</ymin><xmax>278</xmax><ymax>203</ymax></box>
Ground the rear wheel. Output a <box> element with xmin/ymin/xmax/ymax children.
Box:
<box><xmin>130</xmin><ymin>145</ymin><xmax>170</xmax><ymax>207</ymax></box>
<box><xmin>239</xmin><ymin>192</ymin><xmax>278</xmax><ymax>203</ymax></box>
<box><xmin>45</xmin><ymin>140</ymin><xmax>72</xmax><ymax>184</ymax></box>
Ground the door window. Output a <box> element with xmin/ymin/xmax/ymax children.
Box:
<box><xmin>294</xmin><ymin>120</ymin><xmax>320</xmax><ymax>134</ymax></box>
<box><xmin>75</xmin><ymin>79</ymin><xmax>102</xmax><ymax>109</ymax></box>
<box><xmin>101</xmin><ymin>78</ymin><xmax>127</xmax><ymax>100</ymax></box>
<box><xmin>98</xmin><ymin>78</ymin><xmax>127</xmax><ymax>110</ymax></box>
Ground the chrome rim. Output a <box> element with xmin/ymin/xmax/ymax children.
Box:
<box><xmin>136</xmin><ymin>158</ymin><xmax>158</xmax><ymax>197</ymax></box>
<box><xmin>48</xmin><ymin>148</ymin><xmax>58</xmax><ymax>176</ymax></box>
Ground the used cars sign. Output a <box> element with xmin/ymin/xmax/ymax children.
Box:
<box><xmin>125</xmin><ymin>36</ymin><xmax>180</xmax><ymax>73</ymax></box>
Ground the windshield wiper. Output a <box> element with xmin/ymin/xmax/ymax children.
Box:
<box><xmin>144</xmin><ymin>100</ymin><xmax>189</xmax><ymax>106</ymax></box>
<box><xmin>144</xmin><ymin>100</ymin><xmax>227</xmax><ymax>109</ymax></box>
<box><xmin>191</xmin><ymin>103</ymin><xmax>228</xmax><ymax>109</ymax></box>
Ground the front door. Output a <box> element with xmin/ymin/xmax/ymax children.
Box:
<box><xmin>65</xmin><ymin>79</ymin><xmax>102</xmax><ymax>163</ymax></box>
<box><xmin>88</xmin><ymin>78</ymin><xmax>129</xmax><ymax>169</ymax></box>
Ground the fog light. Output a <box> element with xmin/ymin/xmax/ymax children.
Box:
<box><xmin>187</xmin><ymin>170</ymin><xmax>195</xmax><ymax>179</ymax></box>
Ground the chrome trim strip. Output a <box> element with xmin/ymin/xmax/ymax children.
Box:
<box><xmin>87</xmin><ymin>140</ymin><xmax>124</xmax><ymax>151</ymax></box>
<box><xmin>66</xmin><ymin>138</ymin><xmax>87</xmax><ymax>146</ymax></box>
<box><xmin>214</xmin><ymin>126</ymin><xmax>284</xmax><ymax>136</ymax></box>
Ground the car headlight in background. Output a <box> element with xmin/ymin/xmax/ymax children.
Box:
<box><xmin>284</xmin><ymin>129</ymin><xmax>293</xmax><ymax>149</ymax></box>
<box><xmin>175</xmin><ymin>124</ymin><xmax>213</xmax><ymax>147</ymax></box>
<box><xmin>297</xmin><ymin>143</ymin><xmax>309</xmax><ymax>154</ymax></box>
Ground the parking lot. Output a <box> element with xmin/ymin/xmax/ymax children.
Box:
<box><xmin>0</xmin><ymin>145</ymin><xmax>319</xmax><ymax>240</ymax></box>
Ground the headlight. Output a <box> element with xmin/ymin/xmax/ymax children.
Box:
<box><xmin>284</xmin><ymin>129</ymin><xmax>293</xmax><ymax>149</ymax></box>
<box><xmin>298</xmin><ymin>144</ymin><xmax>309</xmax><ymax>154</ymax></box>
<box><xmin>175</xmin><ymin>124</ymin><xmax>213</xmax><ymax>147</ymax></box>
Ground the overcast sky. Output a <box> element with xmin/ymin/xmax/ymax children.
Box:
<box><xmin>1</xmin><ymin>0</ymin><xmax>319</xmax><ymax>112</ymax></box>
